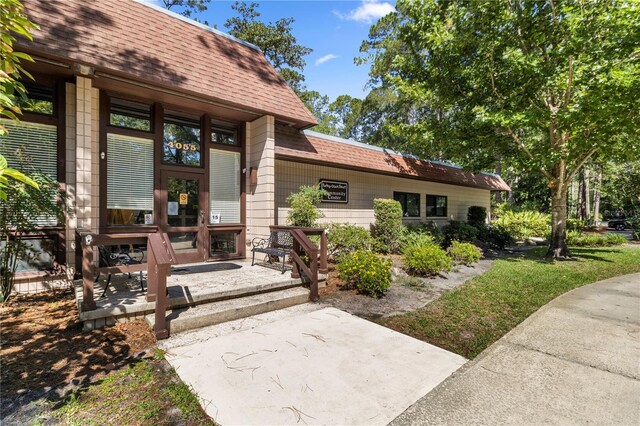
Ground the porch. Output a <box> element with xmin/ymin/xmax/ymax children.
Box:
<box><xmin>75</xmin><ymin>227</ymin><xmax>328</xmax><ymax>334</ymax></box>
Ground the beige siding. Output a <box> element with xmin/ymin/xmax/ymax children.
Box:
<box><xmin>74</xmin><ymin>76</ymin><xmax>99</xmax><ymax>232</ymax></box>
<box><xmin>65</xmin><ymin>82</ymin><xmax>77</xmax><ymax>267</ymax></box>
<box><xmin>246</xmin><ymin>115</ymin><xmax>276</xmax><ymax>243</ymax></box>
<box><xmin>275</xmin><ymin>160</ymin><xmax>490</xmax><ymax>228</ymax></box>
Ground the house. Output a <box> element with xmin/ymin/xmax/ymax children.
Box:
<box><xmin>4</xmin><ymin>0</ymin><xmax>508</xmax><ymax>292</ymax></box>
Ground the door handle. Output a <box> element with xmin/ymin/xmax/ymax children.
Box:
<box><xmin>200</xmin><ymin>209</ymin><xmax>205</xmax><ymax>225</ymax></box>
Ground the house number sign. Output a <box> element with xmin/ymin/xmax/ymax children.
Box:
<box><xmin>166</xmin><ymin>141</ymin><xmax>198</xmax><ymax>152</ymax></box>
<box><xmin>319</xmin><ymin>179</ymin><xmax>349</xmax><ymax>203</ymax></box>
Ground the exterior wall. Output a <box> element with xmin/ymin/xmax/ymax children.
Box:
<box><xmin>74</xmin><ymin>76</ymin><xmax>100</xmax><ymax>233</ymax></box>
<box><xmin>275</xmin><ymin>160</ymin><xmax>491</xmax><ymax>228</ymax></box>
<box><xmin>245</xmin><ymin>115</ymin><xmax>276</xmax><ymax>243</ymax></box>
<box><xmin>65</xmin><ymin>82</ymin><xmax>77</xmax><ymax>268</ymax></box>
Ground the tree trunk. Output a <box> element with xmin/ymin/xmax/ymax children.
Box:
<box><xmin>584</xmin><ymin>168</ymin><xmax>590</xmax><ymax>221</ymax></box>
<box><xmin>577</xmin><ymin>171</ymin><xmax>585</xmax><ymax>220</ymax></box>
<box><xmin>592</xmin><ymin>170</ymin><xmax>602</xmax><ymax>227</ymax></box>
<box><xmin>547</xmin><ymin>155</ymin><xmax>570</xmax><ymax>258</ymax></box>
<box><xmin>495</xmin><ymin>159</ymin><xmax>503</xmax><ymax>204</ymax></box>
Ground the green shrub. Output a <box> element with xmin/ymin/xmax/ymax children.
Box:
<box><xmin>492</xmin><ymin>210</ymin><xmax>550</xmax><ymax>240</ymax></box>
<box><xmin>567</xmin><ymin>231</ymin><xmax>628</xmax><ymax>247</ymax></box>
<box><xmin>629</xmin><ymin>218</ymin><xmax>640</xmax><ymax>241</ymax></box>
<box><xmin>448</xmin><ymin>241</ymin><xmax>482</xmax><ymax>265</ymax></box>
<box><xmin>403</xmin><ymin>238</ymin><xmax>452</xmax><ymax>276</ymax></box>
<box><xmin>404</xmin><ymin>221</ymin><xmax>444</xmax><ymax>244</ymax></box>
<box><xmin>467</xmin><ymin>206</ymin><xmax>487</xmax><ymax>228</ymax></box>
<box><xmin>566</xmin><ymin>219</ymin><xmax>586</xmax><ymax>232</ymax></box>
<box><xmin>476</xmin><ymin>225</ymin><xmax>515</xmax><ymax>249</ymax></box>
<box><xmin>327</xmin><ymin>223</ymin><xmax>374</xmax><ymax>259</ymax></box>
<box><xmin>442</xmin><ymin>221</ymin><xmax>478</xmax><ymax>247</ymax></box>
<box><xmin>337</xmin><ymin>250</ymin><xmax>393</xmax><ymax>297</ymax></box>
<box><xmin>372</xmin><ymin>198</ymin><xmax>404</xmax><ymax>253</ymax></box>
<box><xmin>286</xmin><ymin>184</ymin><xmax>329</xmax><ymax>227</ymax></box>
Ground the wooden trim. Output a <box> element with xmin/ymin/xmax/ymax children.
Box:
<box><xmin>239</xmin><ymin>123</ymin><xmax>247</xmax><ymax>257</ymax></box>
<box><xmin>275</xmin><ymin>155</ymin><xmax>503</xmax><ymax>192</ymax></box>
<box><xmin>99</xmin><ymin>91</ymin><xmax>109</xmax><ymax>230</ymax></box>
<box><xmin>104</xmin><ymin>125</ymin><xmax>155</xmax><ymax>140</ymax></box>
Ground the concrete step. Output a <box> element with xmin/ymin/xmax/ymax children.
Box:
<box><xmin>146</xmin><ymin>286</ymin><xmax>310</xmax><ymax>334</ymax></box>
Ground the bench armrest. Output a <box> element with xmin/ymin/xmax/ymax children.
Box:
<box><xmin>252</xmin><ymin>237</ymin><xmax>269</xmax><ymax>249</ymax></box>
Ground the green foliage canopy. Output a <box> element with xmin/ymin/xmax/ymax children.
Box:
<box><xmin>225</xmin><ymin>1</ymin><xmax>312</xmax><ymax>92</ymax></box>
<box><xmin>360</xmin><ymin>0</ymin><xmax>640</xmax><ymax>257</ymax></box>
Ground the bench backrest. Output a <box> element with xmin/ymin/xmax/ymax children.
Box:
<box><xmin>270</xmin><ymin>230</ymin><xmax>293</xmax><ymax>249</ymax></box>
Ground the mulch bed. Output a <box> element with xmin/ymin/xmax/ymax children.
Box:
<box><xmin>0</xmin><ymin>288</ymin><xmax>156</xmax><ymax>404</ymax></box>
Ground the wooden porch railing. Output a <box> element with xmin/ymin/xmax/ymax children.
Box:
<box><xmin>270</xmin><ymin>225</ymin><xmax>327</xmax><ymax>302</ymax></box>
<box><xmin>77</xmin><ymin>230</ymin><xmax>149</xmax><ymax>311</ymax></box>
<box><xmin>77</xmin><ymin>229</ymin><xmax>176</xmax><ymax>339</ymax></box>
<box><xmin>145</xmin><ymin>232</ymin><xmax>177</xmax><ymax>339</ymax></box>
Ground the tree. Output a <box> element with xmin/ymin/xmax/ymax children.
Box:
<box><xmin>162</xmin><ymin>0</ymin><xmax>210</xmax><ymax>24</ymax></box>
<box><xmin>0</xmin><ymin>0</ymin><xmax>36</xmax><ymax>136</ymax></box>
<box><xmin>224</xmin><ymin>1</ymin><xmax>312</xmax><ymax>92</ymax></box>
<box><xmin>328</xmin><ymin>95</ymin><xmax>364</xmax><ymax>140</ymax></box>
<box><xmin>360</xmin><ymin>0</ymin><xmax>640</xmax><ymax>257</ymax></box>
<box><xmin>1</xmin><ymin>0</ymin><xmax>66</xmax><ymax>302</ymax></box>
<box><xmin>298</xmin><ymin>90</ymin><xmax>334</xmax><ymax>134</ymax></box>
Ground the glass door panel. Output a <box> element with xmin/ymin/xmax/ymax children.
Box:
<box><xmin>161</xmin><ymin>172</ymin><xmax>205</xmax><ymax>263</ymax></box>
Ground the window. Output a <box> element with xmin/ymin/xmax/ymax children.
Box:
<box><xmin>212</xmin><ymin>128</ymin><xmax>237</xmax><ymax>146</ymax></box>
<box><xmin>209</xmin><ymin>149</ymin><xmax>241</xmax><ymax>223</ymax></box>
<box><xmin>163</xmin><ymin>112</ymin><xmax>201</xmax><ymax>166</ymax></box>
<box><xmin>106</xmin><ymin>134</ymin><xmax>154</xmax><ymax>225</ymax></box>
<box><xmin>0</xmin><ymin>119</ymin><xmax>58</xmax><ymax>226</ymax></box>
<box><xmin>210</xmin><ymin>232</ymin><xmax>239</xmax><ymax>256</ymax></box>
<box><xmin>426</xmin><ymin>195</ymin><xmax>447</xmax><ymax>217</ymax></box>
<box><xmin>109</xmin><ymin>98</ymin><xmax>152</xmax><ymax>131</ymax></box>
<box><xmin>394</xmin><ymin>192</ymin><xmax>420</xmax><ymax>217</ymax></box>
<box><xmin>16</xmin><ymin>82</ymin><xmax>55</xmax><ymax>115</ymax></box>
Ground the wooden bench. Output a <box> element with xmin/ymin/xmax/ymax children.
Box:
<box><xmin>251</xmin><ymin>230</ymin><xmax>293</xmax><ymax>273</ymax></box>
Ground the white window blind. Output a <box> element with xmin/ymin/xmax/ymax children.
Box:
<box><xmin>0</xmin><ymin>119</ymin><xmax>57</xmax><ymax>178</ymax></box>
<box><xmin>209</xmin><ymin>149</ymin><xmax>241</xmax><ymax>224</ymax></box>
<box><xmin>107</xmin><ymin>133</ymin><xmax>154</xmax><ymax>211</ymax></box>
<box><xmin>0</xmin><ymin>119</ymin><xmax>58</xmax><ymax>226</ymax></box>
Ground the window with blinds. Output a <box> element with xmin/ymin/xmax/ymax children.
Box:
<box><xmin>0</xmin><ymin>119</ymin><xmax>58</xmax><ymax>226</ymax></box>
<box><xmin>107</xmin><ymin>133</ymin><xmax>154</xmax><ymax>225</ymax></box>
<box><xmin>209</xmin><ymin>149</ymin><xmax>241</xmax><ymax>224</ymax></box>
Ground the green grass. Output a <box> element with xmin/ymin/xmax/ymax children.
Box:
<box><xmin>56</xmin><ymin>354</ymin><xmax>214</xmax><ymax>425</ymax></box>
<box><xmin>380</xmin><ymin>247</ymin><xmax>640</xmax><ymax>359</ymax></box>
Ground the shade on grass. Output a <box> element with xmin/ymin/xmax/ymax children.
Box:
<box><xmin>380</xmin><ymin>247</ymin><xmax>640</xmax><ymax>359</ymax></box>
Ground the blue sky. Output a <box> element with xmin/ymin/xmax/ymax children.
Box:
<box><xmin>146</xmin><ymin>1</ymin><xmax>396</xmax><ymax>102</ymax></box>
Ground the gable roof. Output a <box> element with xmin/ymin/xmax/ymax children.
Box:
<box><xmin>19</xmin><ymin>0</ymin><xmax>317</xmax><ymax>128</ymax></box>
<box><xmin>275</xmin><ymin>127</ymin><xmax>511</xmax><ymax>191</ymax></box>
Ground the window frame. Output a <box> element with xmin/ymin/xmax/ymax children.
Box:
<box><xmin>162</xmin><ymin>112</ymin><xmax>204</xmax><ymax>168</ymax></box>
<box><xmin>1</xmin><ymin>75</ymin><xmax>67</xmax><ymax>273</ymax></box>
<box><xmin>108</xmin><ymin>97</ymin><xmax>154</xmax><ymax>133</ymax></box>
<box><xmin>426</xmin><ymin>194</ymin><xmax>448</xmax><ymax>218</ymax></box>
<box><xmin>393</xmin><ymin>191</ymin><xmax>421</xmax><ymax>218</ymax></box>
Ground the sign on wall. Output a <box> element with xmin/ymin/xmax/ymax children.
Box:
<box><xmin>319</xmin><ymin>179</ymin><xmax>349</xmax><ymax>204</ymax></box>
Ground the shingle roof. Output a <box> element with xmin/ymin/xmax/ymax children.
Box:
<box><xmin>19</xmin><ymin>0</ymin><xmax>317</xmax><ymax>128</ymax></box>
<box><xmin>275</xmin><ymin>127</ymin><xmax>511</xmax><ymax>191</ymax></box>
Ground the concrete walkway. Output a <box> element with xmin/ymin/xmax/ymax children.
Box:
<box><xmin>160</xmin><ymin>305</ymin><xmax>466</xmax><ymax>425</ymax></box>
<box><xmin>391</xmin><ymin>273</ymin><xmax>640</xmax><ymax>425</ymax></box>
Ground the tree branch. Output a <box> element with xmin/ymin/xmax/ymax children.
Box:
<box><xmin>567</xmin><ymin>147</ymin><xmax>598</xmax><ymax>182</ymax></box>
<box><xmin>505</xmin><ymin>126</ymin><xmax>554</xmax><ymax>180</ymax></box>
<box><xmin>563</xmin><ymin>56</ymin><xmax>574</xmax><ymax>108</ymax></box>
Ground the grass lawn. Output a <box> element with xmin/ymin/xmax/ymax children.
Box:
<box><xmin>380</xmin><ymin>247</ymin><xmax>640</xmax><ymax>359</ymax></box>
<box><xmin>55</xmin><ymin>350</ymin><xmax>215</xmax><ymax>425</ymax></box>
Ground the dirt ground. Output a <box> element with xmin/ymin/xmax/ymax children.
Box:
<box><xmin>0</xmin><ymin>288</ymin><xmax>156</xmax><ymax>420</ymax></box>
<box><xmin>319</xmin><ymin>254</ymin><xmax>496</xmax><ymax>320</ymax></box>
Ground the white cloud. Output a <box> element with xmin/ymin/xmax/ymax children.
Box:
<box><xmin>315</xmin><ymin>54</ymin><xmax>339</xmax><ymax>66</ymax></box>
<box><xmin>334</xmin><ymin>0</ymin><xmax>396</xmax><ymax>24</ymax></box>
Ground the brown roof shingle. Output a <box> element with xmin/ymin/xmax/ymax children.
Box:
<box><xmin>19</xmin><ymin>0</ymin><xmax>317</xmax><ymax>128</ymax></box>
<box><xmin>275</xmin><ymin>127</ymin><xmax>511</xmax><ymax>191</ymax></box>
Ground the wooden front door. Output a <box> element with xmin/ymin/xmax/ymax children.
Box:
<box><xmin>160</xmin><ymin>171</ymin><xmax>206</xmax><ymax>263</ymax></box>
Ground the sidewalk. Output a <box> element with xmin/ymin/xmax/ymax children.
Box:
<box><xmin>391</xmin><ymin>272</ymin><xmax>640</xmax><ymax>425</ymax></box>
